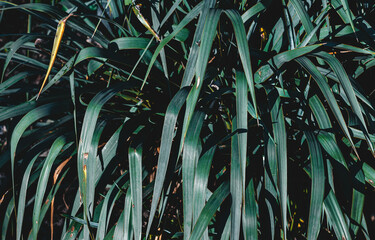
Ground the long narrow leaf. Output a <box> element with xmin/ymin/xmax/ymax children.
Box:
<box><xmin>190</xmin><ymin>181</ymin><xmax>230</xmax><ymax>240</ymax></box>
<box><xmin>32</xmin><ymin>136</ymin><xmax>66</xmax><ymax>240</ymax></box>
<box><xmin>182</xmin><ymin>110</ymin><xmax>205</xmax><ymax>240</ymax></box>
<box><xmin>128</xmin><ymin>142</ymin><xmax>143</xmax><ymax>240</ymax></box>
<box><xmin>296</xmin><ymin>57</ymin><xmax>359</xmax><ymax>157</ymax></box>
<box><xmin>146</xmin><ymin>87</ymin><xmax>191</xmax><ymax>237</ymax></box>
<box><xmin>16</xmin><ymin>154</ymin><xmax>39</xmax><ymax>240</ymax></box>
<box><xmin>37</xmin><ymin>14</ymin><xmax>73</xmax><ymax>99</ymax></box>
<box><xmin>304</xmin><ymin>131</ymin><xmax>325</xmax><ymax>240</ymax></box>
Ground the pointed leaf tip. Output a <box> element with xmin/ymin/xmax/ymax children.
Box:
<box><xmin>37</xmin><ymin>14</ymin><xmax>74</xmax><ymax>98</ymax></box>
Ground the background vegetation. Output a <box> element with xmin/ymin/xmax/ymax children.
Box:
<box><xmin>1</xmin><ymin>0</ymin><xmax>375</xmax><ymax>239</ymax></box>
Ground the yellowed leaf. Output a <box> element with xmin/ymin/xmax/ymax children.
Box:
<box><xmin>37</xmin><ymin>13</ymin><xmax>74</xmax><ymax>99</ymax></box>
<box><xmin>132</xmin><ymin>4</ymin><xmax>161</xmax><ymax>41</ymax></box>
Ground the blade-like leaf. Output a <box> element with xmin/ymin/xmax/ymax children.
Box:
<box><xmin>231</xmin><ymin>116</ymin><xmax>242</xmax><ymax>240</ymax></box>
<box><xmin>242</xmin><ymin>179</ymin><xmax>258</xmax><ymax>240</ymax></box>
<box><xmin>312</xmin><ymin>51</ymin><xmax>374</xmax><ymax>154</ymax></box>
<box><xmin>146</xmin><ymin>87</ymin><xmax>191</xmax><ymax>237</ymax></box>
<box><xmin>1</xmin><ymin>198</ymin><xmax>14</xmax><ymax>240</ymax></box>
<box><xmin>129</xmin><ymin>142</ymin><xmax>143</xmax><ymax>240</ymax></box>
<box><xmin>254</xmin><ymin>44</ymin><xmax>322</xmax><ymax>84</ymax></box>
<box><xmin>32</xmin><ymin>136</ymin><xmax>66</xmax><ymax>240</ymax></box>
<box><xmin>37</xmin><ymin>14</ymin><xmax>73</xmax><ymax>99</ymax></box>
<box><xmin>16</xmin><ymin>153</ymin><xmax>39</xmax><ymax>240</ymax></box>
<box><xmin>182</xmin><ymin>110</ymin><xmax>205</xmax><ymax>240</ymax></box>
<box><xmin>1</xmin><ymin>35</ymin><xmax>38</xmax><ymax>82</ymax></box>
<box><xmin>304</xmin><ymin>131</ymin><xmax>325</xmax><ymax>240</ymax></box>
<box><xmin>324</xmin><ymin>190</ymin><xmax>352</xmax><ymax>240</ymax></box>
<box><xmin>225</xmin><ymin>11</ymin><xmax>257</xmax><ymax>117</ymax></box>
<box><xmin>296</xmin><ymin>57</ymin><xmax>358</xmax><ymax>157</ymax></box>
<box><xmin>96</xmin><ymin>174</ymin><xmax>128</xmax><ymax>240</ymax></box>
<box><xmin>180</xmin><ymin>8</ymin><xmax>222</xmax><ymax>158</ymax></box>
<box><xmin>190</xmin><ymin>181</ymin><xmax>230</xmax><ymax>240</ymax></box>
<box><xmin>350</xmin><ymin>163</ymin><xmax>365</xmax><ymax>236</ymax></box>
<box><xmin>10</xmin><ymin>102</ymin><xmax>70</xmax><ymax>213</ymax></box>
<box><xmin>0</xmin><ymin>71</ymin><xmax>37</xmax><ymax>94</ymax></box>
<box><xmin>268</xmin><ymin>88</ymin><xmax>287</xmax><ymax>239</ymax></box>
<box><xmin>181</xmin><ymin>0</ymin><xmax>215</xmax><ymax>87</ymax></box>
<box><xmin>77</xmin><ymin>83</ymin><xmax>132</xmax><ymax>239</ymax></box>
<box><xmin>142</xmin><ymin>2</ymin><xmax>204</xmax><ymax>89</ymax></box>
<box><xmin>193</xmin><ymin>137</ymin><xmax>216</xmax><ymax>240</ymax></box>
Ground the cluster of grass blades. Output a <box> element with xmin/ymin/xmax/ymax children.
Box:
<box><xmin>1</xmin><ymin>0</ymin><xmax>375</xmax><ymax>239</ymax></box>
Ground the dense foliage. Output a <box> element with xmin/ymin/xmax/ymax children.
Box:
<box><xmin>1</xmin><ymin>0</ymin><xmax>375</xmax><ymax>239</ymax></box>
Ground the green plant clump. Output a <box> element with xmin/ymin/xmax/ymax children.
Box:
<box><xmin>1</xmin><ymin>0</ymin><xmax>375</xmax><ymax>239</ymax></box>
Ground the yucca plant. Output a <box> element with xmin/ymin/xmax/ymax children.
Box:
<box><xmin>1</xmin><ymin>0</ymin><xmax>375</xmax><ymax>239</ymax></box>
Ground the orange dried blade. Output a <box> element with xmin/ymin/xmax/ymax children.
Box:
<box><xmin>0</xmin><ymin>189</ymin><xmax>10</xmax><ymax>204</ymax></box>
<box><xmin>37</xmin><ymin>15</ymin><xmax>72</xmax><ymax>99</ymax></box>
<box><xmin>53</xmin><ymin>156</ymin><xmax>72</xmax><ymax>184</ymax></box>
<box><xmin>51</xmin><ymin>197</ymin><xmax>55</xmax><ymax>239</ymax></box>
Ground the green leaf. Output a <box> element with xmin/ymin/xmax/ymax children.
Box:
<box><xmin>231</xmin><ymin>116</ymin><xmax>242</xmax><ymax>240</ymax></box>
<box><xmin>115</xmin><ymin>187</ymin><xmax>133</xmax><ymax>240</ymax></box>
<box><xmin>62</xmin><ymin>218</ymin><xmax>82</xmax><ymax>240</ymax></box>
<box><xmin>0</xmin><ymin>52</ymin><xmax>48</xmax><ymax>71</ymax></box>
<box><xmin>331</xmin><ymin>0</ymin><xmax>357</xmax><ymax>39</ymax></box>
<box><xmin>1</xmin><ymin>197</ymin><xmax>14</xmax><ymax>240</ymax></box>
<box><xmin>221</xmin><ymin>215</ymin><xmax>231</xmax><ymax>240</ymax></box>
<box><xmin>241</xmin><ymin>0</ymin><xmax>271</xmax><ymax>23</ymax></box>
<box><xmin>267</xmin><ymin>88</ymin><xmax>287</xmax><ymax>239</ymax></box>
<box><xmin>264</xmin><ymin>136</ymin><xmax>278</xmax><ymax>240</ymax></box>
<box><xmin>182</xmin><ymin>110</ymin><xmax>205</xmax><ymax>240</ymax></box>
<box><xmin>33</xmin><ymin>56</ymin><xmax>75</xmax><ymax>99</ymax></box>
<box><xmin>363</xmin><ymin>163</ymin><xmax>375</xmax><ymax>188</ymax></box>
<box><xmin>304</xmin><ymin>131</ymin><xmax>325</xmax><ymax>240</ymax></box>
<box><xmin>350</xmin><ymin>163</ymin><xmax>365</xmax><ymax>236</ymax></box>
<box><xmin>254</xmin><ymin>44</ymin><xmax>322</xmax><ymax>84</ymax></box>
<box><xmin>296</xmin><ymin>57</ymin><xmax>358</xmax><ymax>157</ymax></box>
<box><xmin>235</xmin><ymin>71</ymin><xmax>248</xmax><ymax>186</ymax></box>
<box><xmin>181</xmin><ymin>0</ymin><xmax>215</xmax><ymax>87</ymax></box>
<box><xmin>146</xmin><ymin>87</ymin><xmax>191</xmax><ymax>237</ymax></box>
<box><xmin>180</xmin><ymin>8</ymin><xmax>222</xmax><ymax>159</ymax></box>
<box><xmin>77</xmin><ymin>83</ymin><xmax>132</xmax><ymax>239</ymax></box>
<box><xmin>96</xmin><ymin>174</ymin><xmax>128</xmax><ymax>239</ymax></box>
<box><xmin>289</xmin><ymin>0</ymin><xmax>316</xmax><ymax>41</ymax></box>
<box><xmin>32</xmin><ymin>136</ymin><xmax>66</xmax><ymax>240</ymax></box>
<box><xmin>193</xmin><ymin>137</ymin><xmax>216</xmax><ymax>240</ymax></box>
<box><xmin>142</xmin><ymin>2</ymin><xmax>204</xmax><ymax>89</ymax></box>
<box><xmin>1</xmin><ymin>35</ymin><xmax>39</xmax><ymax>82</ymax></box>
<box><xmin>110</xmin><ymin>37</ymin><xmax>153</xmax><ymax>50</ymax></box>
<box><xmin>10</xmin><ymin>102</ymin><xmax>70</xmax><ymax>213</ymax></box>
<box><xmin>190</xmin><ymin>181</ymin><xmax>230</xmax><ymax>240</ymax></box>
<box><xmin>128</xmin><ymin>142</ymin><xmax>142</xmax><ymax>240</ymax></box>
<box><xmin>16</xmin><ymin>153</ymin><xmax>39</xmax><ymax>240</ymax></box>
<box><xmin>324</xmin><ymin>190</ymin><xmax>352</xmax><ymax>240</ymax></box>
<box><xmin>0</xmin><ymin>101</ymin><xmax>40</xmax><ymax>122</ymax></box>
<box><xmin>242</xmin><ymin>179</ymin><xmax>258</xmax><ymax>240</ymax></box>
<box><xmin>317</xmin><ymin>131</ymin><xmax>348</xmax><ymax>169</ymax></box>
<box><xmin>309</xmin><ymin>95</ymin><xmax>332</xmax><ymax>129</ymax></box>
<box><xmin>312</xmin><ymin>51</ymin><xmax>374</xmax><ymax>154</ymax></box>
<box><xmin>0</xmin><ymin>71</ymin><xmax>37</xmax><ymax>94</ymax></box>
<box><xmin>354</xmin><ymin>58</ymin><xmax>375</xmax><ymax>79</ymax></box>
<box><xmin>225</xmin><ymin>11</ymin><xmax>257</xmax><ymax>117</ymax></box>
<box><xmin>113</xmin><ymin>187</ymin><xmax>133</xmax><ymax>240</ymax></box>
